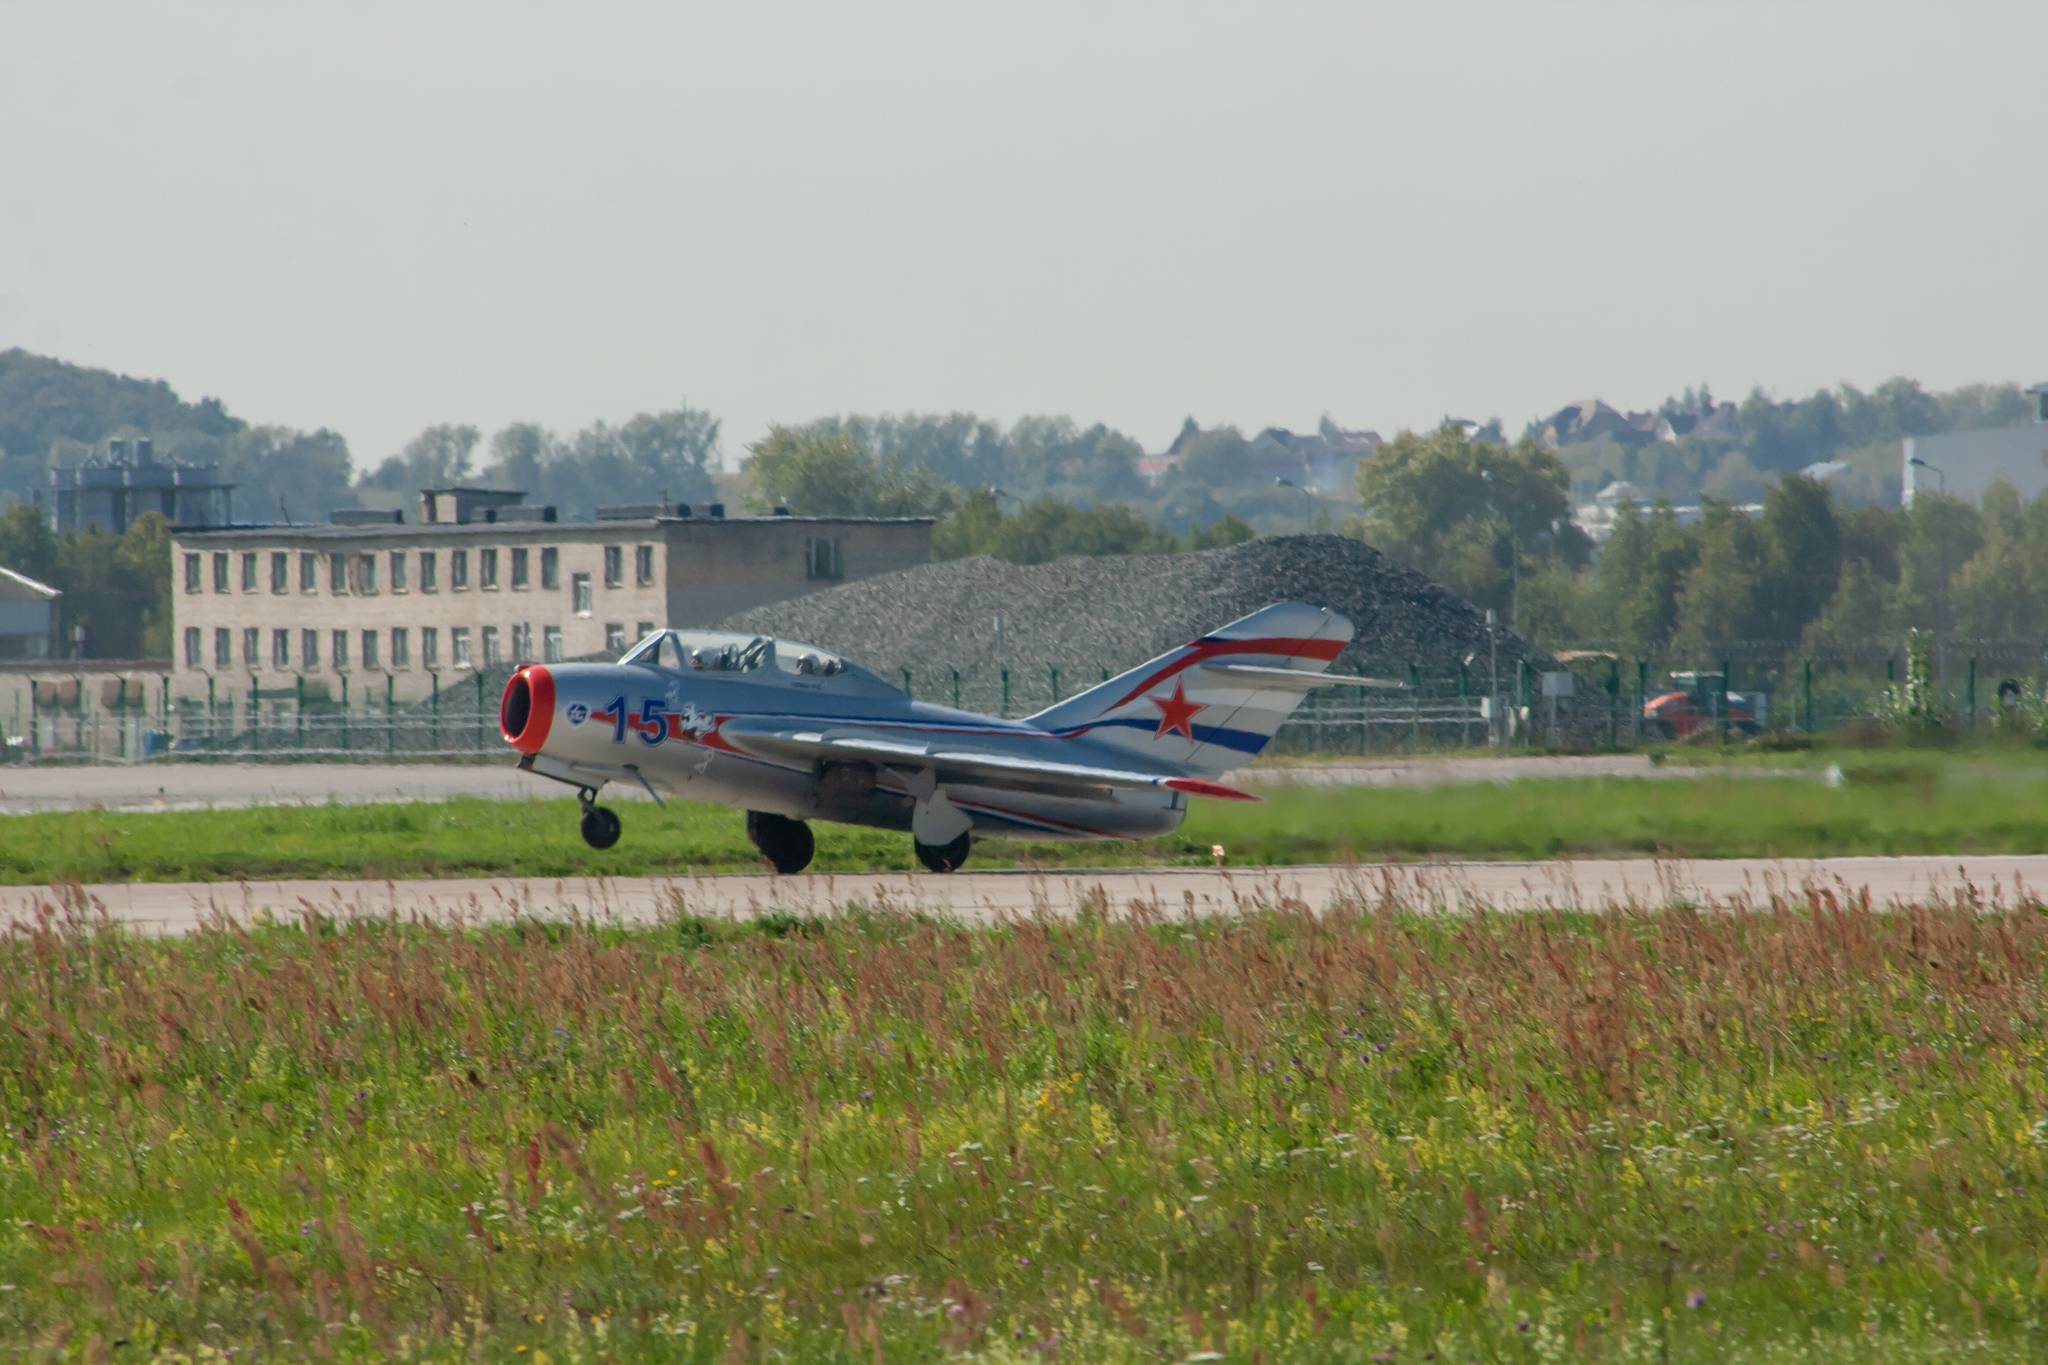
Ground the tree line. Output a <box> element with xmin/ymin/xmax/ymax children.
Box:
<box><xmin>1352</xmin><ymin>421</ymin><xmax>2048</xmax><ymax>682</ymax></box>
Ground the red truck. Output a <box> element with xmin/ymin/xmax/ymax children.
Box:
<box><xmin>1644</xmin><ymin>671</ymin><xmax>1767</xmax><ymax>740</ymax></box>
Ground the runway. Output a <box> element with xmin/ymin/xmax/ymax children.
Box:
<box><xmin>6</xmin><ymin>853</ymin><xmax>2041</xmax><ymax>936</ymax></box>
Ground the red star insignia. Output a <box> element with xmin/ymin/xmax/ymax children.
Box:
<box><xmin>1147</xmin><ymin>679</ymin><xmax>1207</xmax><ymax>742</ymax></box>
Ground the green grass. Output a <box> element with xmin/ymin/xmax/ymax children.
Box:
<box><xmin>5</xmin><ymin>761</ymin><xmax>2048</xmax><ymax>883</ymax></box>
<box><xmin>5</xmin><ymin>891</ymin><xmax>2048</xmax><ymax>1362</ymax></box>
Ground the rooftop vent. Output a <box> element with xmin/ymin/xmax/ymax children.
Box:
<box><xmin>489</xmin><ymin>505</ymin><xmax>557</xmax><ymax>523</ymax></box>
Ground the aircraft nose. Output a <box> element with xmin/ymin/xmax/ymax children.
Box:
<box><xmin>500</xmin><ymin>665</ymin><xmax>556</xmax><ymax>754</ymax></box>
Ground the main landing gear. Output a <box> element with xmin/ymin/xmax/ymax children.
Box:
<box><xmin>578</xmin><ymin>790</ymin><xmax>622</xmax><ymax>850</ymax></box>
<box><xmin>913</xmin><ymin>830</ymin><xmax>972</xmax><ymax>874</ymax></box>
<box><xmin>746</xmin><ymin>811</ymin><xmax>815</xmax><ymax>875</ymax></box>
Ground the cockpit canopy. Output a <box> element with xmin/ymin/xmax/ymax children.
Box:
<box><xmin>619</xmin><ymin>629</ymin><xmax>900</xmax><ymax>695</ymax></box>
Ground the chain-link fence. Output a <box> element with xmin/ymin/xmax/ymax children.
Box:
<box><xmin>7</xmin><ymin>637</ymin><xmax>2046</xmax><ymax>764</ymax></box>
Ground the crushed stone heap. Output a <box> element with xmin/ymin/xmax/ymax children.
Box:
<box><xmin>718</xmin><ymin>534</ymin><xmax>1555</xmax><ymax>681</ymax></box>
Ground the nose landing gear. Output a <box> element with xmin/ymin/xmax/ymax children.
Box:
<box><xmin>745</xmin><ymin>810</ymin><xmax>815</xmax><ymax>875</ymax></box>
<box><xmin>578</xmin><ymin>789</ymin><xmax>622</xmax><ymax>849</ymax></box>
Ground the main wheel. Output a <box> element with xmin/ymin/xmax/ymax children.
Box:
<box><xmin>913</xmin><ymin>830</ymin><xmax>972</xmax><ymax>873</ymax></box>
<box><xmin>580</xmin><ymin>805</ymin><xmax>622</xmax><ymax>849</ymax></box>
<box><xmin>745</xmin><ymin>811</ymin><xmax>815</xmax><ymax>875</ymax></box>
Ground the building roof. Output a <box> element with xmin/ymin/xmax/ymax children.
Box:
<box><xmin>0</xmin><ymin>565</ymin><xmax>60</xmax><ymax>602</ymax></box>
<box><xmin>169</xmin><ymin>515</ymin><xmax>937</xmax><ymax>542</ymax></box>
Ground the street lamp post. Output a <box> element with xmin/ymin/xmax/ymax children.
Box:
<box><xmin>1908</xmin><ymin>457</ymin><xmax>1949</xmax><ymax>696</ymax></box>
<box><xmin>1275</xmin><ymin>478</ymin><xmax>1313</xmax><ymax>533</ymax></box>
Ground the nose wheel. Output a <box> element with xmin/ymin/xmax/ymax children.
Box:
<box><xmin>745</xmin><ymin>810</ymin><xmax>815</xmax><ymax>875</ymax></box>
<box><xmin>578</xmin><ymin>791</ymin><xmax>622</xmax><ymax>850</ymax></box>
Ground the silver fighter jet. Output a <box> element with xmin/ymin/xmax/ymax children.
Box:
<box><xmin>498</xmin><ymin>601</ymin><xmax>1374</xmax><ymax>873</ymax></box>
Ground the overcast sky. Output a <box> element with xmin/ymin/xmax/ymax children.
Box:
<box><xmin>2</xmin><ymin>2</ymin><xmax>2043</xmax><ymax>470</ymax></box>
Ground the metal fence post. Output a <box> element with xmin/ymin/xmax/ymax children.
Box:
<box><xmin>387</xmin><ymin>673</ymin><xmax>397</xmax><ymax>753</ymax></box>
<box><xmin>1001</xmin><ymin>669</ymin><xmax>1010</xmax><ymax>718</ymax></box>
<box><xmin>342</xmin><ymin>674</ymin><xmax>351</xmax><ymax>753</ymax></box>
<box><xmin>250</xmin><ymin>680</ymin><xmax>260</xmax><ymax>756</ymax></box>
<box><xmin>206</xmin><ymin>675</ymin><xmax>216</xmax><ymax>753</ymax></box>
<box><xmin>1608</xmin><ymin>658</ymin><xmax>1619</xmax><ymax>749</ymax></box>
<box><xmin>296</xmin><ymin>674</ymin><xmax>305</xmax><ymax>748</ymax></box>
<box><xmin>475</xmin><ymin>670</ymin><xmax>485</xmax><ymax>751</ymax></box>
<box><xmin>1458</xmin><ymin>661</ymin><xmax>1470</xmax><ymax>748</ymax></box>
<box><xmin>1409</xmin><ymin>662</ymin><xmax>1420</xmax><ymax>751</ymax></box>
<box><xmin>951</xmin><ymin>669</ymin><xmax>960</xmax><ymax>709</ymax></box>
<box><xmin>1803</xmin><ymin>660</ymin><xmax>1812</xmax><ymax>734</ymax></box>
<box><xmin>1050</xmin><ymin>665</ymin><xmax>1060</xmax><ymax>705</ymax></box>
<box><xmin>1720</xmin><ymin>656</ymin><xmax>1732</xmax><ymax>745</ymax></box>
<box><xmin>1967</xmin><ymin>658</ymin><xmax>1976</xmax><ymax>726</ymax></box>
<box><xmin>431</xmin><ymin>671</ymin><xmax>441</xmax><ymax>751</ymax></box>
<box><xmin>1636</xmin><ymin>659</ymin><xmax>1647</xmax><ymax>741</ymax></box>
<box><xmin>903</xmin><ymin>669</ymin><xmax>913</xmax><ymax>699</ymax></box>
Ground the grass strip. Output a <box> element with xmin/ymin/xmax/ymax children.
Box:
<box><xmin>2</xmin><ymin>890</ymin><xmax>2045</xmax><ymax>1360</ymax></box>
<box><xmin>3</xmin><ymin>767</ymin><xmax>2048</xmax><ymax>884</ymax></box>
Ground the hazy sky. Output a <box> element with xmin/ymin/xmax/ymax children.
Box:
<box><xmin>3</xmin><ymin>3</ymin><xmax>2043</xmax><ymax>471</ymax></box>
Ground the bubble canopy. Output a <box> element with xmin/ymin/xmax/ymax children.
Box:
<box><xmin>618</xmin><ymin>629</ymin><xmax>901</xmax><ymax>695</ymax></box>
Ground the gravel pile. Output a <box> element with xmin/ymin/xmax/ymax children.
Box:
<box><xmin>719</xmin><ymin>535</ymin><xmax>1561</xmax><ymax>683</ymax></box>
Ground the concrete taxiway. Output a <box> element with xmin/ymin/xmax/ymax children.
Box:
<box><xmin>4</xmin><ymin>854</ymin><xmax>2040</xmax><ymax>936</ymax></box>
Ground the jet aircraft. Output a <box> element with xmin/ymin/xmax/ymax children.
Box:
<box><xmin>497</xmin><ymin>601</ymin><xmax>1382</xmax><ymax>873</ymax></box>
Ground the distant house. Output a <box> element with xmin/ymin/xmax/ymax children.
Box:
<box><xmin>0</xmin><ymin>566</ymin><xmax>60</xmax><ymax>660</ymax></box>
<box><xmin>1653</xmin><ymin>402</ymin><xmax>1742</xmax><ymax>444</ymax></box>
<box><xmin>1542</xmin><ymin>399</ymin><xmax>1653</xmax><ymax>450</ymax></box>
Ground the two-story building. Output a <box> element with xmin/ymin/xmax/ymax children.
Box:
<box><xmin>169</xmin><ymin>489</ymin><xmax>933</xmax><ymax>701</ymax></box>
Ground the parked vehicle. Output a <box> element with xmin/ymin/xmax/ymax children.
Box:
<box><xmin>1644</xmin><ymin>671</ymin><xmax>1768</xmax><ymax>740</ymax></box>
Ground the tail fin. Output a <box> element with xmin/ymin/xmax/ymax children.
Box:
<box><xmin>1028</xmin><ymin>602</ymin><xmax>1353</xmax><ymax>775</ymax></box>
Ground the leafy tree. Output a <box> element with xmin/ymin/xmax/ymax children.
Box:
<box><xmin>0</xmin><ymin>511</ymin><xmax>175</xmax><ymax>659</ymax></box>
<box><xmin>931</xmin><ymin>489</ymin><xmax>1243</xmax><ymax>564</ymax></box>
<box><xmin>1187</xmin><ymin>513</ymin><xmax>1256</xmax><ymax>551</ymax></box>
<box><xmin>744</xmin><ymin>427</ymin><xmax>956</xmax><ymax>518</ymax></box>
<box><xmin>1581</xmin><ymin>499</ymin><xmax>1700</xmax><ymax>656</ymax></box>
<box><xmin>223</xmin><ymin>426</ymin><xmax>356</xmax><ymax>524</ymax></box>
<box><xmin>357</xmin><ymin>424</ymin><xmax>480</xmax><ymax>492</ymax></box>
<box><xmin>1170</xmin><ymin>425</ymin><xmax>1254</xmax><ymax>487</ymax></box>
<box><xmin>1353</xmin><ymin>423</ymin><xmax>1589</xmax><ymax>615</ymax></box>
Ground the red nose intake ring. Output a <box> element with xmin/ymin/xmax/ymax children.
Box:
<box><xmin>500</xmin><ymin>665</ymin><xmax>556</xmax><ymax>754</ymax></box>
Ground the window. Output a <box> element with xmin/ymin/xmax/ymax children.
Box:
<box><xmin>302</xmin><ymin>629</ymin><xmax>320</xmax><ymax>670</ymax></box>
<box><xmin>479</xmin><ymin>548</ymin><xmax>498</xmax><ymax>589</ymax></box>
<box><xmin>543</xmin><ymin>625</ymin><xmax>563</xmax><ymax>662</ymax></box>
<box><xmin>184</xmin><ymin>626</ymin><xmax>202</xmax><ymax>669</ymax></box>
<box><xmin>540</xmin><ymin>547</ymin><xmax>559</xmax><ymax>590</ymax></box>
<box><xmin>451</xmin><ymin>626</ymin><xmax>471</xmax><ymax>668</ymax></box>
<box><xmin>572</xmin><ymin>572</ymin><xmax>592</xmax><ymax>615</ymax></box>
<box><xmin>243</xmin><ymin>627</ymin><xmax>261</xmax><ymax>668</ymax></box>
<box><xmin>481</xmin><ymin>625</ymin><xmax>501</xmax><ymax>665</ymax></box>
<box><xmin>420</xmin><ymin>551</ymin><xmax>438</xmax><ymax>592</ymax></box>
<box><xmin>330</xmin><ymin>552</ymin><xmax>349</xmax><ymax>593</ymax></box>
<box><xmin>184</xmin><ymin>553</ymin><xmax>201</xmax><ymax>593</ymax></box>
<box><xmin>213</xmin><ymin>553</ymin><xmax>230</xmax><ymax>593</ymax></box>
<box><xmin>451</xmin><ymin>549</ymin><xmax>469</xmax><ymax>590</ymax></box>
<box><xmin>603</xmin><ymin>544</ymin><xmax>623</xmax><ymax>586</ymax></box>
<box><xmin>214</xmin><ymin>627</ymin><xmax>232</xmax><ymax>668</ymax></box>
<box><xmin>361</xmin><ymin>630</ymin><xmax>379</xmax><ymax>670</ymax></box>
<box><xmin>510</xmin><ymin>547</ymin><xmax>529</xmax><ymax>589</ymax></box>
<box><xmin>391</xmin><ymin>627</ymin><xmax>410</xmax><ymax>668</ymax></box>
<box><xmin>511</xmin><ymin>622</ymin><xmax>532</xmax><ymax>661</ymax></box>
<box><xmin>605</xmin><ymin>623</ymin><xmax>626</xmax><ymax>654</ymax></box>
<box><xmin>635</xmin><ymin>544</ymin><xmax>654</xmax><ymax>585</ymax></box>
<box><xmin>636</xmin><ymin>620</ymin><xmax>655</xmax><ymax>640</ymax></box>
<box><xmin>332</xmin><ymin>629</ymin><xmax>349</xmax><ymax>671</ymax></box>
<box><xmin>421</xmin><ymin>627</ymin><xmax>438</xmax><ymax>669</ymax></box>
<box><xmin>273</xmin><ymin>629</ymin><xmax>290</xmax><ymax>669</ymax></box>
<box><xmin>357</xmin><ymin>553</ymin><xmax>377</xmax><ymax>594</ymax></box>
<box><xmin>241</xmin><ymin>552</ymin><xmax>258</xmax><ymax>591</ymax></box>
<box><xmin>390</xmin><ymin>551</ymin><xmax>408</xmax><ymax>592</ymax></box>
<box><xmin>805</xmin><ymin>538</ymin><xmax>843</xmax><ymax>580</ymax></box>
<box><xmin>301</xmin><ymin>552</ymin><xmax>318</xmax><ymax>592</ymax></box>
<box><xmin>271</xmin><ymin>552</ymin><xmax>288</xmax><ymax>594</ymax></box>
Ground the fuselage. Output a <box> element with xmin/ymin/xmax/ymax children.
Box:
<box><xmin>503</xmin><ymin>652</ymin><xmax>1189</xmax><ymax>842</ymax></box>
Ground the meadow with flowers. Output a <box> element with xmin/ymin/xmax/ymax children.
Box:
<box><xmin>3</xmin><ymin>878</ymin><xmax>2047</xmax><ymax>1362</ymax></box>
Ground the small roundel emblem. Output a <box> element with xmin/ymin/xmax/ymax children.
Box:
<box><xmin>565</xmin><ymin>702</ymin><xmax>590</xmax><ymax>726</ymax></box>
